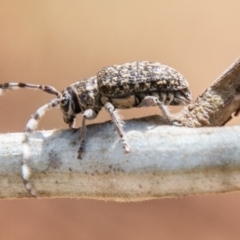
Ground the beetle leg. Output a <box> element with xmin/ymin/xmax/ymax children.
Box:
<box><xmin>68</xmin><ymin>117</ymin><xmax>79</xmax><ymax>133</ymax></box>
<box><xmin>160</xmin><ymin>92</ymin><xmax>167</xmax><ymax>103</ymax></box>
<box><xmin>166</xmin><ymin>92</ymin><xmax>174</xmax><ymax>105</ymax></box>
<box><xmin>138</xmin><ymin>96</ymin><xmax>174</xmax><ymax>125</ymax></box>
<box><xmin>78</xmin><ymin>109</ymin><xmax>97</xmax><ymax>159</ymax></box>
<box><xmin>104</xmin><ymin>102</ymin><xmax>130</xmax><ymax>153</ymax></box>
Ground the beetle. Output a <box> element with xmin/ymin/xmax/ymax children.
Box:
<box><xmin>0</xmin><ymin>61</ymin><xmax>192</xmax><ymax>196</ymax></box>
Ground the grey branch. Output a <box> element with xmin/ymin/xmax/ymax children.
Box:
<box><xmin>1</xmin><ymin>57</ymin><xmax>240</xmax><ymax>200</ymax></box>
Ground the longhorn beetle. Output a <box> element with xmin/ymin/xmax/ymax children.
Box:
<box><xmin>0</xmin><ymin>61</ymin><xmax>192</xmax><ymax>196</ymax></box>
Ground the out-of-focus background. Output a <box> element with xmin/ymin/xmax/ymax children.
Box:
<box><xmin>1</xmin><ymin>1</ymin><xmax>240</xmax><ymax>239</ymax></box>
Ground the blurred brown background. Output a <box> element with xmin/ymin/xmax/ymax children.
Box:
<box><xmin>1</xmin><ymin>1</ymin><xmax>240</xmax><ymax>239</ymax></box>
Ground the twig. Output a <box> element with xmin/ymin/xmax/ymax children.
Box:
<box><xmin>1</xmin><ymin>57</ymin><xmax>240</xmax><ymax>200</ymax></box>
<box><xmin>174</xmin><ymin>57</ymin><xmax>240</xmax><ymax>127</ymax></box>
<box><xmin>0</xmin><ymin>117</ymin><xmax>240</xmax><ymax>200</ymax></box>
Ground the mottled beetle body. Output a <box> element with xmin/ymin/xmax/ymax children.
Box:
<box><xmin>98</xmin><ymin>61</ymin><xmax>191</xmax><ymax>107</ymax></box>
<box><xmin>0</xmin><ymin>61</ymin><xmax>192</xmax><ymax>196</ymax></box>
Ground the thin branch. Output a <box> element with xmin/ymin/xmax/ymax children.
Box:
<box><xmin>1</xmin><ymin>57</ymin><xmax>240</xmax><ymax>200</ymax></box>
<box><xmin>174</xmin><ymin>57</ymin><xmax>240</xmax><ymax>127</ymax></box>
<box><xmin>1</xmin><ymin>117</ymin><xmax>240</xmax><ymax>200</ymax></box>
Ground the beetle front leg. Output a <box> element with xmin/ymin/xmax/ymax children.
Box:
<box><xmin>78</xmin><ymin>109</ymin><xmax>97</xmax><ymax>159</ymax></box>
<box><xmin>104</xmin><ymin>102</ymin><xmax>130</xmax><ymax>153</ymax></box>
<box><xmin>69</xmin><ymin>117</ymin><xmax>80</xmax><ymax>134</ymax></box>
<box><xmin>69</xmin><ymin>117</ymin><xmax>76</xmax><ymax>129</ymax></box>
<box><xmin>64</xmin><ymin>114</ymin><xmax>77</xmax><ymax>131</ymax></box>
